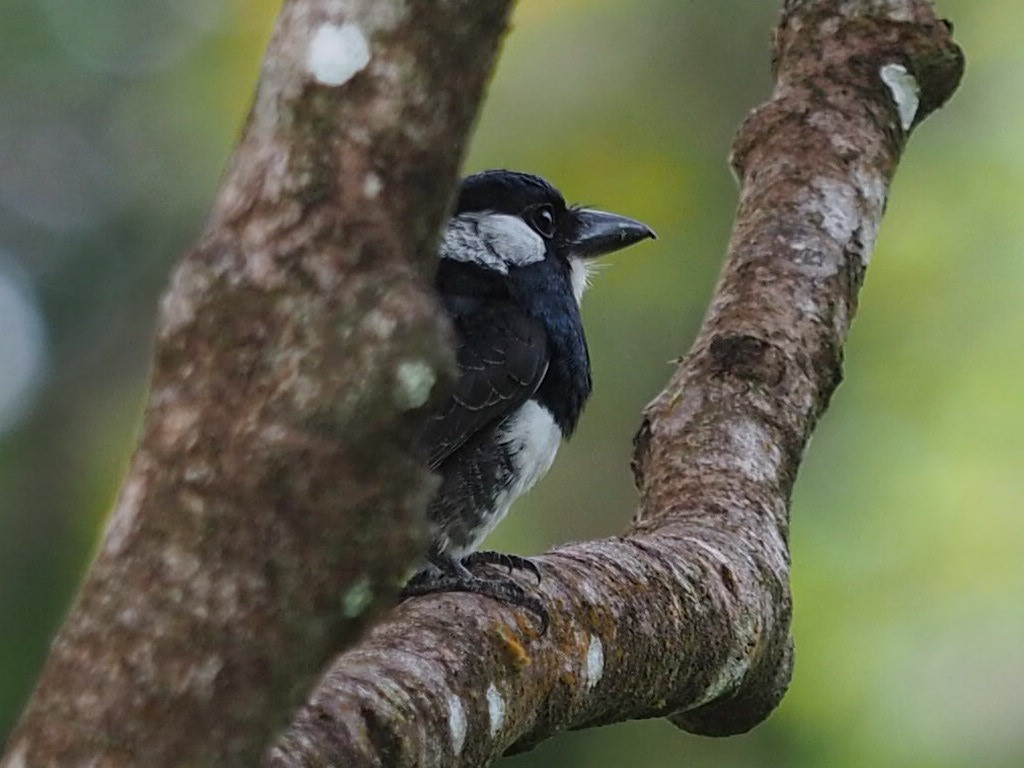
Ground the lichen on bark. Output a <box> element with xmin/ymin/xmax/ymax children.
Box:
<box><xmin>0</xmin><ymin>2</ymin><xmax>963</xmax><ymax>768</ymax></box>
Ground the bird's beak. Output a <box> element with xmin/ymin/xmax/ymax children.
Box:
<box><xmin>570</xmin><ymin>208</ymin><xmax>657</xmax><ymax>259</ymax></box>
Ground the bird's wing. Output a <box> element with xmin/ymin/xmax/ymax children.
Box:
<box><xmin>423</xmin><ymin>304</ymin><xmax>549</xmax><ymax>470</ymax></box>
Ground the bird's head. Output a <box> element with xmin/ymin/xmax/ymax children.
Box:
<box><xmin>441</xmin><ymin>170</ymin><xmax>655</xmax><ymax>303</ymax></box>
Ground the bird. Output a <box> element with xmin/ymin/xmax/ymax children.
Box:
<box><xmin>403</xmin><ymin>169</ymin><xmax>655</xmax><ymax>627</ymax></box>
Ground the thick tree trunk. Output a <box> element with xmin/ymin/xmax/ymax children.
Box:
<box><xmin>0</xmin><ymin>1</ymin><xmax>962</xmax><ymax>768</ymax></box>
<box><xmin>2</xmin><ymin>2</ymin><xmax>513</xmax><ymax>766</ymax></box>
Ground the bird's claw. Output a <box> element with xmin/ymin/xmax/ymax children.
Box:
<box><xmin>401</xmin><ymin>568</ymin><xmax>548</xmax><ymax>633</ymax></box>
<box><xmin>462</xmin><ymin>550</ymin><xmax>542</xmax><ymax>584</ymax></box>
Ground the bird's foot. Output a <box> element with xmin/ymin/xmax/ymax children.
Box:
<box><xmin>462</xmin><ymin>550</ymin><xmax>542</xmax><ymax>584</ymax></box>
<box><xmin>402</xmin><ymin>558</ymin><xmax>548</xmax><ymax>632</ymax></box>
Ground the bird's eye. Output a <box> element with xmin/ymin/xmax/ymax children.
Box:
<box><xmin>528</xmin><ymin>205</ymin><xmax>556</xmax><ymax>239</ymax></box>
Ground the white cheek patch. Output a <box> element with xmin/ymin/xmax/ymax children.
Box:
<box><xmin>441</xmin><ymin>212</ymin><xmax>546</xmax><ymax>273</ymax></box>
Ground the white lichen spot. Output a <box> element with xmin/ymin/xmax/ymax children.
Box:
<box><xmin>880</xmin><ymin>63</ymin><xmax>920</xmax><ymax>131</ymax></box>
<box><xmin>159</xmin><ymin>261</ymin><xmax>210</xmax><ymax>337</ymax></box>
<box><xmin>362</xmin><ymin>309</ymin><xmax>397</xmax><ymax>339</ymax></box>
<box><xmin>159</xmin><ymin>403</ymin><xmax>200</xmax><ymax>451</ymax></box>
<box><xmin>447</xmin><ymin>694</ymin><xmax>467</xmax><ymax>756</ymax></box>
<box><xmin>162</xmin><ymin>543</ymin><xmax>201</xmax><ymax>582</ymax></box>
<box><xmin>851</xmin><ymin>166</ymin><xmax>888</xmax><ymax>265</ymax></box>
<box><xmin>306</xmin><ymin>23</ymin><xmax>371</xmax><ymax>86</ymax></box>
<box><xmin>798</xmin><ymin>165</ymin><xmax>888</xmax><ymax>270</ymax></box>
<box><xmin>795</xmin><ymin>293</ymin><xmax>820</xmax><ymax>319</ymax></box>
<box><xmin>342</xmin><ymin>575</ymin><xmax>374</xmax><ymax>618</ymax></box>
<box><xmin>116</xmin><ymin>605</ymin><xmax>142</xmax><ymax>629</ymax></box>
<box><xmin>213</xmin><ymin>578</ymin><xmax>241</xmax><ymax>615</ymax></box>
<box><xmin>485</xmin><ymin>683</ymin><xmax>505</xmax><ymax>737</ymax></box>
<box><xmin>184</xmin><ymin>654</ymin><xmax>224</xmax><ymax>699</ymax></box>
<box><xmin>852</xmin><ymin>167</ymin><xmax>887</xmax><ymax>218</ymax></box>
<box><xmin>394</xmin><ymin>359</ymin><xmax>435</xmax><ymax>409</ymax></box>
<box><xmin>291</xmin><ymin>373</ymin><xmax>322</xmax><ymax>412</ymax></box>
<box><xmin>242</xmin><ymin>247</ymin><xmax>279</xmax><ymax>288</ymax></box>
<box><xmin>260</xmin><ymin>423</ymin><xmax>291</xmax><ymax>444</ymax></box>
<box><xmin>584</xmin><ymin>635</ymin><xmax>604</xmax><ymax>690</ymax></box>
<box><xmin>183</xmin><ymin>462</ymin><xmax>214</xmax><ymax>485</ymax></box>
<box><xmin>0</xmin><ymin>739</ymin><xmax>28</xmax><ymax>768</ymax></box>
<box><xmin>0</xmin><ymin>741</ymin><xmax>27</xmax><ymax>768</ymax></box>
<box><xmin>102</xmin><ymin>471</ymin><xmax>146</xmax><ymax>556</ymax></box>
<box><xmin>810</xmin><ymin>177</ymin><xmax>859</xmax><ymax>245</ymax></box>
<box><xmin>363</xmin><ymin>172</ymin><xmax>384</xmax><ymax>198</ymax></box>
<box><xmin>726</xmin><ymin>419</ymin><xmax>782</xmax><ymax>483</ymax></box>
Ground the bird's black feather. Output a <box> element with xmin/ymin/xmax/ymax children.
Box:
<box><xmin>421</xmin><ymin>295</ymin><xmax>549</xmax><ymax>471</ymax></box>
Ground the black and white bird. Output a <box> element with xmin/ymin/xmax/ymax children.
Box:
<box><xmin>404</xmin><ymin>170</ymin><xmax>655</xmax><ymax>625</ymax></box>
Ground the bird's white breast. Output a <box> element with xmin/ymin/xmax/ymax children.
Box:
<box><xmin>463</xmin><ymin>400</ymin><xmax>561</xmax><ymax>553</ymax></box>
<box><xmin>501</xmin><ymin>400</ymin><xmax>562</xmax><ymax>496</ymax></box>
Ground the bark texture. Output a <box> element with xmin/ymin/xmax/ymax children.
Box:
<box><xmin>2</xmin><ymin>1</ymin><xmax>513</xmax><ymax>767</ymax></box>
<box><xmin>1</xmin><ymin>1</ymin><xmax>964</xmax><ymax>768</ymax></box>
<box><xmin>267</xmin><ymin>1</ymin><xmax>963</xmax><ymax>766</ymax></box>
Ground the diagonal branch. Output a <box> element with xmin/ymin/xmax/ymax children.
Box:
<box><xmin>2</xmin><ymin>1</ymin><xmax>513</xmax><ymax>766</ymax></box>
<box><xmin>268</xmin><ymin>2</ymin><xmax>963</xmax><ymax>766</ymax></box>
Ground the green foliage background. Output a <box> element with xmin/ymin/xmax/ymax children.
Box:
<box><xmin>1</xmin><ymin>1</ymin><xmax>1020</xmax><ymax>765</ymax></box>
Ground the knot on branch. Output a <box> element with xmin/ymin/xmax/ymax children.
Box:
<box><xmin>707</xmin><ymin>334</ymin><xmax>788</xmax><ymax>387</ymax></box>
<box><xmin>773</xmin><ymin>2</ymin><xmax>963</xmax><ymax>126</ymax></box>
<box><xmin>734</xmin><ymin>2</ymin><xmax>962</xmax><ymax>180</ymax></box>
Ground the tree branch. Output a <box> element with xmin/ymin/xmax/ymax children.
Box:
<box><xmin>2</xmin><ymin>1</ymin><xmax>513</xmax><ymax>766</ymax></box>
<box><xmin>267</xmin><ymin>2</ymin><xmax>963</xmax><ymax>766</ymax></box>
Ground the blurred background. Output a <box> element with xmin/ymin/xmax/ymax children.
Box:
<box><xmin>0</xmin><ymin>0</ymin><xmax>1019</xmax><ymax>765</ymax></box>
